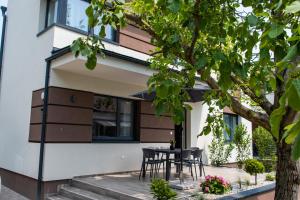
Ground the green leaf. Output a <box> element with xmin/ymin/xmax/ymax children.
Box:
<box><xmin>288</xmin><ymin>36</ymin><xmax>300</xmax><ymax>41</ymax></box>
<box><xmin>269</xmin><ymin>77</ymin><xmax>277</xmax><ymax>91</ymax></box>
<box><xmin>196</xmin><ymin>56</ymin><xmax>208</xmax><ymax>69</ymax></box>
<box><xmin>281</xmin><ymin>45</ymin><xmax>298</xmax><ymax>62</ymax></box>
<box><xmin>247</xmin><ymin>15</ymin><xmax>258</xmax><ymax>26</ymax></box>
<box><xmin>167</xmin><ymin>0</ymin><xmax>180</xmax><ymax>12</ymax></box>
<box><xmin>268</xmin><ymin>25</ymin><xmax>284</xmax><ymax>38</ymax></box>
<box><xmin>292</xmin><ymin>133</ymin><xmax>300</xmax><ymax>160</ymax></box>
<box><xmin>86</xmin><ymin>54</ymin><xmax>97</xmax><ymax>70</ymax></box>
<box><xmin>156</xmin><ymin>84</ymin><xmax>169</xmax><ymax>98</ymax></box>
<box><xmin>270</xmin><ymin>94</ymin><xmax>287</xmax><ymax>140</ymax></box>
<box><xmin>287</xmin><ymin>79</ymin><xmax>300</xmax><ymax>111</ymax></box>
<box><xmin>242</xmin><ymin>0</ymin><xmax>252</xmax><ymax>7</ymax></box>
<box><xmin>155</xmin><ymin>102</ymin><xmax>166</xmax><ymax>116</ymax></box>
<box><xmin>285</xmin><ymin>120</ymin><xmax>300</xmax><ymax>144</ymax></box>
<box><xmin>285</xmin><ymin>1</ymin><xmax>300</xmax><ymax>14</ymax></box>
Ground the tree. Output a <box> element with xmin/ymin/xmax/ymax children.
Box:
<box><xmin>233</xmin><ymin>124</ymin><xmax>251</xmax><ymax>168</ymax></box>
<box><xmin>72</xmin><ymin>0</ymin><xmax>300</xmax><ymax>199</ymax></box>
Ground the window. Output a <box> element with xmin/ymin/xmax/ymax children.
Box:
<box><xmin>44</xmin><ymin>0</ymin><xmax>116</xmax><ymax>41</ymax></box>
<box><xmin>223</xmin><ymin>113</ymin><xmax>238</xmax><ymax>141</ymax></box>
<box><xmin>93</xmin><ymin>95</ymin><xmax>135</xmax><ymax>141</ymax></box>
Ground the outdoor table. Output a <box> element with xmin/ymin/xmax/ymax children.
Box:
<box><xmin>141</xmin><ymin>148</ymin><xmax>183</xmax><ymax>181</ymax></box>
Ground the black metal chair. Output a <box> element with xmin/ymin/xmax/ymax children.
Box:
<box><xmin>191</xmin><ymin>149</ymin><xmax>205</xmax><ymax>180</ymax></box>
<box><xmin>171</xmin><ymin>149</ymin><xmax>194</xmax><ymax>180</ymax></box>
<box><xmin>139</xmin><ymin>148</ymin><xmax>164</xmax><ymax>180</ymax></box>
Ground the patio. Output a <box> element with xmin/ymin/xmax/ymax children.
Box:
<box><xmin>67</xmin><ymin>166</ymin><xmax>264</xmax><ymax>200</ymax></box>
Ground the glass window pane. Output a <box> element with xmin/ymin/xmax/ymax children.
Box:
<box><xmin>47</xmin><ymin>0</ymin><xmax>58</xmax><ymax>26</ymax></box>
<box><xmin>223</xmin><ymin>114</ymin><xmax>238</xmax><ymax>141</ymax></box>
<box><xmin>93</xmin><ymin>96</ymin><xmax>117</xmax><ymax>138</ymax></box>
<box><xmin>119</xmin><ymin>100</ymin><xmax>133</xmax><ymax>138</ymax></box>
<box><xmin>66</xmin><ymin>0</ymin><xmax>89</xmax><ymax>32</ymax></box>
<box><xmin>94</xmin><ymin>24</ymin><xmax>116</xmax><ymax>41</ymax></box>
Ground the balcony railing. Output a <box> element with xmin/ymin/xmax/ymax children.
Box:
<box><xmin>45</xmin><ymin>0</ymin><xmax>117</xmax><ymax>42</ymax></box>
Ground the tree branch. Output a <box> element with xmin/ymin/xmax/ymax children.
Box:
<box><xmin>230</xmin><ymin>75</ymin><xmax>273</xmax><ymax>115</ymax></box>
<box><xmin>204</xmin><ymin>75</ymin><xmax>271</xmax><ymax>131</ymax></box>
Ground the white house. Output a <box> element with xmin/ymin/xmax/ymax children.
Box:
<box><xmin>0</xmin><ymin>0</ymin><xmax>252</xmax><ymax>199</ymax></box>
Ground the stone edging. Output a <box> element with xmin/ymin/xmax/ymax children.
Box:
<box><xmin>216</xmin><ymin>183</ymin><xmax>275</xmax><ymax>200</ymax></box>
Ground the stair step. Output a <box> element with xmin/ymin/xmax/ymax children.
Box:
<box><xmin>46</xmin><ymin>195</ymin><xmax>73</xmax><ymax>200</ymax></box>
<box><xmin>60</xmin><ymin>185</ymin><xmax>117</xmax><ymax>200</ymax></box>
<box><xmin>72</xmin><ymin>179</ymin><xmax>144</xmax><ymax>200</ymax></box>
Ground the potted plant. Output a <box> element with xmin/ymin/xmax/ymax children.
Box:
<box><xmin>244</xmin><ymin>159</ymin><xmax>265</xmax><ymax>185</ymax></box>
<box><xmin>170</xmin><ymin>139</ymin><xmax>176</xmax><ymax>150</ymax></box>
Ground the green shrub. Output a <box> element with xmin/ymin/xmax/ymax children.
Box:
<box><xmin>233</xmin><ymin>124</ymin><xmax>251</xmax><ymax>167</ymax></box>
<box><xmin>252</xmin><ymin>127</ymin><xmax>276</xmax><ymax>159</ymax></box>
<box><xmin>260</xmin><ymin>158</ymin><xmax>276</xmax><ymax>172</ymax></box>
<box><xmin>265</xmin><ymin>174</ymin><xmax>275</xmax><ymax>181</ymax></box>
<box><xmin>244</xmin><ymin>159</ymin><xmax>265</xmax><ymax>185</ymax></box>
<box><xmin>150</xmin><ymin>179</ymin><xmax>177</xmax><ymax>200</ymax></box>
<box><xmin>209</xmin><ymin>126</ymin><xmax>234</xmax><ymax>167</ymax></box>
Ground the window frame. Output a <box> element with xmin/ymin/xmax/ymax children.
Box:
<box><xmin>44</xmin><ymin>0</ymin><xmax>117</xmax><ymax>42</ymax></box>
<box><xmin>223</xmin><ymin>113</ymin><xmax>239</xmax><ymax>142</ymax></box>
<box><xmin>92</xmin><ymin>94</ymin><xmax>138</xmax><ymax>142</ymax></box>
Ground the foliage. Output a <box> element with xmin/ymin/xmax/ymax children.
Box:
<box><xmin>265</xmin><ymin>173</ymin><xmax>276</xmax><ymax>181</ymax></box>
<box><xmin>253</xmin><ymin>127</ymin><xmax>276</xmax><ymax>159</ymax></box>
<box><xmin>150</xmin><ymin>179</ymin><xmax>177</xmax><ymax>200</ymax></box>
<box><xmin>208</xmin><ymin>113</ymin><xmax>234</xmax><ymax>167</ymax></box>
<box><xmin>244</xmin><ymin>159</ymin><xmax>265</xmax><ymax>175</ymax></box>
<box><xmin>232</xmin><ymin>124</ymin><xmax>251</xmax><ymax>166</ymax></box>
<box><xmin>259</xmin><ymin>158</ymin><xmax>277</xmax><ymax>172</ymax></box>
<box><xmin>72</xmin><ymin>0</ymin><xmax>300</xmax><ymax>197</ymax></box>
<box><xmin>200</xmin><ymin>175</ymin><xmax>232</xmax><ymax>195</ymax></box>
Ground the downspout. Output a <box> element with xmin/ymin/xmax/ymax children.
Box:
<box><xmin>0</xmin><ymin>6</ymin><xmax>7</xmax><ymax>86</ymax></box>
<box><xmin>36</xmin><ymin>60</ymin><xmax>51</xmax><ymax>200</ymax></box>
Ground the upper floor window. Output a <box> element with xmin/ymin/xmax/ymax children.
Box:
<box><xmin>93</xmin><ymin>95</ymin><xmax>136</xmax><ymax>141</ymax></box>
<box><xmin>44</xmin><ymin>0</ymin><xmax>117</xmax><ymax>41</ymax></box>
<box><xmin>223</xmin><ymin>113</ymin><xmax>238</xmax><ymax>141</ymax></box>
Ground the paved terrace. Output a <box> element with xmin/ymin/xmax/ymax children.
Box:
<box><xmin>71</xmin><ymin>166</ymin><xmax>264</xmax><ymax>200</ymax></box>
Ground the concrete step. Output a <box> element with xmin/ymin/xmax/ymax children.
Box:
<box><xmin>71</xmin><ymin>179</ymin><xmax>143</xmax><ymax>200</ymax></box>
<box><xmin>59</xmin><ymin>185</ymin><xmax>117</xmax><ymax>200</ymax></box>
<box><xmin>46</xmin><ymin>195</ymin><xmax>73</xmax><ymax>200</ymax></box>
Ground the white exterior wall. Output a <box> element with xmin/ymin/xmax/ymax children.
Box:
<box><xmin>187</xmin><ymin>103</ymin><xmax>253</xmax><ymax>165</ymax></box>
<box><xmin>0</xmin><ymin>0</ymin><xmax>253</xmax><ymax>182</ymax></box>
<box><xmin>0</xmin><ymin>0</ymin><xmax>55</xmax><ymax>179</ymax></box>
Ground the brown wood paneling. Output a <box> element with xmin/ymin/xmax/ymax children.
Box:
<box><xmin>140</xmin><ymin>128</ymin><xmax>174</xmax><ymax>143</ymax></box>
<box><xmin>48</xmin><ymin>87</ymin><xmax>93</xmax><ymax>108</ymax></box>
<box><xmin>0</xmin><ymin>168</ymin><xmax>68</xmax><ymax>200</ymax></box>
<box><xmin>31</xmin><ymin>87</ymin><xmax>93</xmax><ymax>108</ymax></box>
<box><xmin>120</xmin><ymin>25</ymin><xmax>152</xmax><ymax>43</ymax></box>
<box><xmin>29</xmin><ymin>124</ymin><xmax>92</xmax><ymax>142</ymax></box>
<box><xmin>140</xmin><ymin>101</ymin><xmax>171</xmax><ymax>116</ymax></box>
<box><xmin>30</xmin><ymin>105</ymin><xmax>93</xmax><ymax>125</ymax></box>
<box><xmin>31</xmin><ymin>89</ymin><xmax>44</xmax><ymax>107</ymax></box>
<box><xmin>30</xmin><ymin>106</ymin><xmax>43</xmax><ymax>124</ymax></box>
<box><xmin>119</xmin><ymin>33</ymin><xmax>155</xmax><ymax>54</ymax></box>
<box><xmin>140</xmin><ymin>114</ymin><xmax>174</xmax><ymax>129</ymax></box>
<box><xmin>47</xmin><ymin>105</ymin><xmax>92</xmax><ymax>124</ymax></box>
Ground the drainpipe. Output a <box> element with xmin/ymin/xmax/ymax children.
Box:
<box><xmin>0</xmin><ymin>6</ymin><xmax>7</xmax><ymax>87</ymax></box>
<box><xmin>36</xmin><ymin>60</ymin><xmax>51</xmax><ymax>200</ymax></box>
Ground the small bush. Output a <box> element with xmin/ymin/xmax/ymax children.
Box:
<box><xmin>265</xmin><ymin>174</ymin><xmax>275</xmax><ymax>181</ymax></box>
<box><xmin>244</xmin><ymin>159</ymin><xmax>265</xmax><ymax>175</ymax></box>
<box><xmin>244</xmin><ymin>159</ymin><xmax>265</xmax><ymax>185</ymax></box>
<box><xmin>150</xmin><ymin>179</ymin><xmax>177</xmax><ymax>200</ymax></box>
<box><xmin>252</xmin><ymin>127</ymin><xmax>276</xmax><ymax>159</ymax></box>
<box><xmin>260</xmin><ymin>158</ymin><xmax>276</xmax><ymax>172</ymax></box>
<box><xmin>233</xmin><ymin>124</ymin><xmax>251</xmax><ymax>167</ymax></box>
<box><xmin>200</xmin><ymin>175</ymin><xmax>232</xmax><ymax>195</ymax></box>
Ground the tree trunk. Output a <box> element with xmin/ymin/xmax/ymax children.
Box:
<box><xmin>275</xmin><ymin>142</ymin><xmax>300</xmax><ymax>200</ymax></box>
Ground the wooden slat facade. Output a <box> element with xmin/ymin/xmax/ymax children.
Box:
<box><xmin>29</xmin><ymin>88</ymin><xmax>174</xmax><ymax>143</ymax></box>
